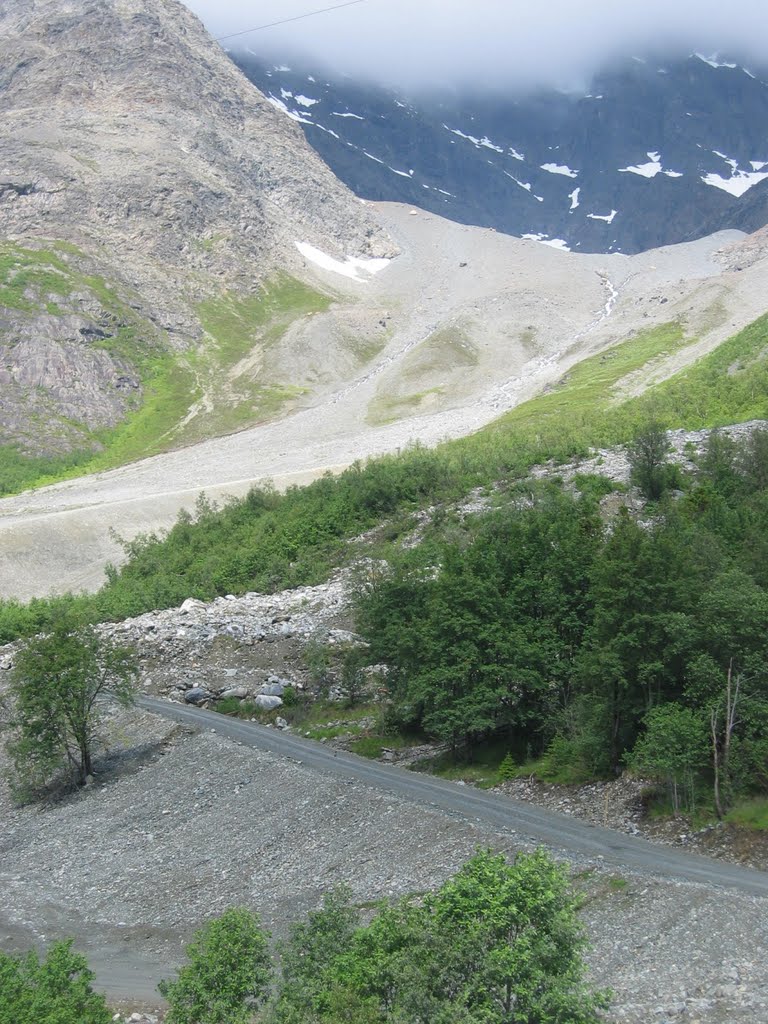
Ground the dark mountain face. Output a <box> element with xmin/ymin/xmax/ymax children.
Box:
<box><xmin>232</xmin><ymin>51</ymin><xmax>768</xmax><ymax>254</ymax></box>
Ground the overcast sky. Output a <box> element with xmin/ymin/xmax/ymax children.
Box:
<box><xmin>184</xmin><ymin>0</ymin><xmax>768</xmax><ymax>91</ymax></box>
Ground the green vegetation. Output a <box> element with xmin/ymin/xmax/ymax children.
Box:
<box><xmin>155</xmin><ymin>849</ymin><xmax>607</xmax><ymax>1024</ymax></box>
<box><xmin>355</xmin><ymin>427</ymin><xmax>768</xmax><ymax>813</ymax></box>
<box><xmin>0</xmin><ymin>314</ymin><xmax>767</xmax><ymax>820</ymax></box>
<box><xmin>0</xmin><ymin>941</ymin><xmax>111</xmax><ymax>1024</ymax></box>
<box><xmin>607</xmin><ymin>877</ymin><xmax>628</xmax><ymax>892</ymax></box>
<box><xmin>0</xmin><ymin>242</ymin><xmax>75</xmax><ymax>311</ymax></box>
<box><xmin>1</xmin><ymin>620</ymin><xmax>137</xmax><ymax>800</ymax></box>
<box><xmin>0</xmin><ymin>314</ymin><xmax>765</xmax><ymax>635</ymax></box>
<box><xmin>726</xmin><ymin>798</ymin><xmax>768</xmax><ymax>830</ymax></box>
<box><xmin>159</xmin><ymin>908</ymin><xmax>272</xmax><ymax>1024</ymax></box>
<box><xmin>0</xmin><ymin>256</ymin><xmax>330</xmax><ymax>493</ymax></box>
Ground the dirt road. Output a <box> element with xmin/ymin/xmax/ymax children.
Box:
<box><xmin>140</xmin><ymin>697</ymin><xmax>768</xmax><ymax>897</ymax></box>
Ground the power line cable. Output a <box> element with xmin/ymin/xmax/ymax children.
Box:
<box><xmin>216</xmin><ymin>0</ymin><xmax>369</xmax><ymax>42</ymax></box>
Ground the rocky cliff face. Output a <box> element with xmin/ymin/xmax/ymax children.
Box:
<box><xmin>0</xmin><ymin>0</ymin><xmax>392</xmax><ymax>458</ymax></box>
<box><xmin>233</xmin><ymin>51</ymin><xmax>768</xmax><ymax>255</ymax></box>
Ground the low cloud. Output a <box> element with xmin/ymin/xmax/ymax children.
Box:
<box><xmin>184</xmin><ymin>0</ymin><xmax>768</xmax><ymax>91</ymax></box>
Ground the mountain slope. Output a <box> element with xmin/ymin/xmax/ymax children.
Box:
<box><xmin>0</xmin><ymin>0</ymin><xmax>392</xmax><ymax>463</ymax></box>
<box><xmin>2</xmin><ymin>199</ymin><xmax>768</xmax><ymax>600</ymax></box>
<box><xmin>232</xmin><ymin>51</ymin><xmax>768</xmax><ymax>255</ymax></box>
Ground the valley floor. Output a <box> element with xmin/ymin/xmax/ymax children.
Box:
<box><xmin>1</xmin><ymin>703</ymin><xmax>767</xmax><ymax>1023</ymax></box>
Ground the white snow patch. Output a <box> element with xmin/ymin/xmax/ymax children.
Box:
<box><xmin>694</xmin><ymin>53</ymin><xmax>737</xmax><ymax>70</ymax></box>
<box><xmin>308</xmin><ymin>75</ymin><xmax>316</xmax><ymax>82</ymax></box>
<box><xmin>619</xmin><ymin>151</ymin><xmax>664</xmax><ymax>178</ymax></box>
<box><xmin>713</xmin><ymin>150</ymin><xmax>739</xmax><ymax>173</ymax></box>
<box><xmin>568</xmin><ymin>187</ymin><xmax>580</xmax><ymax>211</ymax></box>
<box><xmin>280</xmin><ymin>88</ymin><xmax>293</xmax><ymax>100</ymax></box>
<box><xmin>587</xmin><ymin>209</ymin><xmax>617</xmax><ymax>224</ymax></box>
<box><xmin>332</xmin><ymin>111</ymin><xmax>365</xmax><ymax>119</ymax></box>
<box><xmin>701</xmin><ymin>169</ymin><xmax>768</xmax><ymax>197</ymax></box>
<box><xmin>507</xmin><ymin>177</ymin><xmax>544</xmax><ymax>202</ymax></box>
<box><xmin>294</xmin><ymin>95</ymin><xmax>319</xmax><ymax>108</ymax></box>
<box><xmin>541</xmin><ymin>163</ymin><xmax>579</xmax><ymax>178</ymax></box>
<box><xmin>274</xmin><ymin>64</ymin><xmax>291</xmax><ymax>72</ymax></box>
<box><xmin>313</xmin><ymin>124</ymin><xmax>340</xmax><ymax>140</ymax></box>
<box><xmin>295</xmin><ymin>242</ymin><xmax>390</xmax><ymax>282</ymax></box>
<box><xmin>521</xmin><ymin>233</ymin><xmax>570</xmax><ymax>251</ymax></box>
<box><xmin>267</xmin><ymin>96</ymin><xmax>313</xmax><ymax>125</ymax></box>
<box><xmin>504</xmin><ymin>171</ymin><xmax>533</xmax><ymax>192</ymax></box>
<box><xmin>444</xmin><ymin>126</ymin><xmax>504</xmax><ymax>152</ymax></box>
<box><xmin>509</xmin><ymin>147</ymin><xmax>525</xmax><ymax>161</ymax></box>
<box><xmin>664</xmin><ymin>170</ymin><xmax>684</xmax><ymax>178</ymax></box>
<box><xmin>363</xmin><ymin>152</ymin><xmax>413</xmax><ymax>179</ymax></box>
<box><xmin>541</xmin><ymin>238</ymin><xmax>571</xmax><ymax>251</ymax></box>
<box><xmin>750</xmin><ymin>161</ymin><xmax>767</xmax><ymax>171</ymax></box>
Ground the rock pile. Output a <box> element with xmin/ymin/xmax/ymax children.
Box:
<box><xmin>97</xmin><ymin>569</ymin><xmax>363</xmax><ymax>707</ymax></box>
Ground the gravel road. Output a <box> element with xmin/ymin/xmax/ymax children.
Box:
<box><xmin>139</xmin><ymin>697</ymin><xmax>768</xmax><ymax>898</ymax></box>
<box><xmin>2</xmin><ymin>702</ymin><xmax>767</xmax><ymax>1022</ymax></box>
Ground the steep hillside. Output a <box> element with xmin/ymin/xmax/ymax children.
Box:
<box><xmin>0</xmin><ymin>0</ymin><xmax>391</xmax><ymax>465</ymax></box>
<box><xmin>1</xmin><ymin>201</ymin><xmax>768</xmax><ymax>601</ymax></box>
<box><xmin>233</xmin><ymin>51</ymin><xmax>768</xmax><ymax>254</ymax></box>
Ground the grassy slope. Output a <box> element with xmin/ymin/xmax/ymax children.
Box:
<box><xmin>0</xmin><ymin>249</ymin><xmax>330</xmax><ymax>494</ymax></box>
<box><xmin>0</xmin><ymin>311</ymin><xmax>765</xmax><ymax>643</ymax></box>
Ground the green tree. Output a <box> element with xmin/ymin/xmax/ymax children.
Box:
<box><xmin>576</xmin><ymin>509</ymin><xmax>694</xmax><ymax>769</ymax></box>
<box><xmin>0</xmin><ymin>940</ymin><xmax>111</xmax><ymax>1024</ymax></box>
<box><xmin>159</xmin><ymin>908</ymin><xmax>271</xmax><ymax>1024</ymax></box>
<box><xmin>326</xmin><ymin>850</ymin><xmax>608</xmax><ymax>1024</ymax></box>
<box><xmin>341</xmin><ymin>646</ymin><xmax>368</xmax><ymax>707</ymax></box>
<box><xmin>627</xmin><ymin>421</ymin><xmax>677</xmax><ymax>500</ymax></box>
<box><xmin>266</xmin><ymin>887</ymin><xmax>359</xmax><ymax>1023</ymax></box>
<box><xmin>627</xmin><ymin>703</ymin><xmax>708</xmax><ymax>815</ymax></box>
<box><xmin>425</xmin><ymin>850</ymin><xmax>609</xmax><ymax>1023</ymax></box>
<box><xmin>358</xmin><ymin>491</ymin><xmax>600</xmax><ymax>756</ymax></box>
<box><xmin>3</xmin><ymin>619</ymin><xmax>138</xmax><ymax>798</ymax></box>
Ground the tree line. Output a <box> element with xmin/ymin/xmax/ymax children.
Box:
<box><xmin>355</xmin><ymin>428</ymin><xmax>768</xmax><ymax>815</ymax></box>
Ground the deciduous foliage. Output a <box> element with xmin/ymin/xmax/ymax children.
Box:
<box><xmin>158</xmin><ymin>908</ymin><xmax>272</xmax><ymax>1024</ymax></box>
<box><xmin>627</xmin><ymin>420</ymin><xmax>678</xmax><ymax>500</ymax></box>
<box><xmin>358</xmin><ymin>489</ymin><xmax>600</xmax><ymax>754</ymax></box>
<box><xmin>355</xmin><ymin>431</ymin><xmax>768</xmax><ymax>803</ymax></box>
<box><xmin>265</xmin><ymin>850</ymin><xmax>608</xmax><ymax>1024</ymax></box>
<box><xmin>627</xmin><ymin>704</ymin><xmax>708</xmax><ymax>815</ymax></box>
<box><xmin>3</xmin><ymin>619</ymin><xmax>137</xmax><ymax>799</ymax></box>
<box><xmin>0</xmin><ymin>940</ymin><xmax>111</xmax><ymax>1024</ymax></box>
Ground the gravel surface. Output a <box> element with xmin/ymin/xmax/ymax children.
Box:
<box><xmin>1</xmin><ymin>708</ymin><xmax>767</xmax><ymax>1022</ymax></box>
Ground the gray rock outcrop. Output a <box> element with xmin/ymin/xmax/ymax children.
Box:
<box><xmin>0</xmin><ymin>0</ymin><xmax>393</xmax><ymax>455</ymax></box>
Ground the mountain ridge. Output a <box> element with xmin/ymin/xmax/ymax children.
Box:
<box><xmin>0</xmin><ymin>0</ymin><xmax>393</xmax><ymax>460</ymax></box>
<box><xmin>232</xmin><ymin>50</ymin><xmax>768</xmax><ymax>254</ymax></box>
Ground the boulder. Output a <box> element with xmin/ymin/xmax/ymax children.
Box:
<box><xmin>254</xmin><ymin>695</ymin><xmax>283</xmax><ymax>711</ymax></box>
<box><xmin>259</xmin><ymin>682</ymin><xmax>284</xmax><ymax>697</ymax></box>
<box><xmin>220</xmin><ymin>686</ymin><xmax>249</xmax><ymax>700</ymax></box>
<box><xmin>184</xmin><ymin>687</ymin><xmax>210</xmax><ymax>705</ymax></box>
